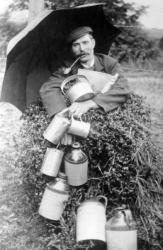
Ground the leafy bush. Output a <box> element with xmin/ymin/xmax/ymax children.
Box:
<box><xmin>16</xmin><ymin>93</ymin><xmax>163</xmax><ymax>250</ymax></box>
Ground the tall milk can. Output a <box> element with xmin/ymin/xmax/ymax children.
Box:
<box><xmin>64</xmin><ymin>142</ymin><xmax>88</xmax><ymax>186</ymax></box>
<box><xmin>106</xmin><ymin>207</ymin><xmax>137</xmax><ymax>250</ymax></box>
<box><xmin>76</xmin><ymin>196</ymin><xmax>107</xmax><ymax>242</ymax></box>
<box><xmin>38</xmin><ymin>172</ymin><xmax>69</xmax><ymax>220</ymax></box>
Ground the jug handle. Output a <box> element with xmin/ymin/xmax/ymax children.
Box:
<box><xmin>122</xmin><ymin>209</ymin><xmax>134</xmax><ymax>229</ymax></box>
<box><xmin>97</xmin><ymin>195</ymin><xmax>107</xmax><ymax>208</ymax></box>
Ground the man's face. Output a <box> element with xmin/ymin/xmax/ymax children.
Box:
<box><xmin>71</xmin><ymin>34</ymin><xmax>95</xmax><ymax>63</ymax></box>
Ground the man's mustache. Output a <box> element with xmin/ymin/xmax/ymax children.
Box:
<box><xmin>79</xmin><ymin>53</ymin><xmax>89</xmax><ymax>57</ymax></box>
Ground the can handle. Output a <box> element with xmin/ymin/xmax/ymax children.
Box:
<box><xmin>71</xmin><ymin>115</ymin><xmax>83</xmax><ymax>122</ymax></box>
<box><xmin>97</xmin><ymin>195</ymin><xmax>108</xmax><ymax>208</ymax></box>
<box><xmin>56</xmin><ymin>142</ymin><xmax>61</xmax><ymax>149</ymax></box>
<box><xmin>58</xmin><ymin>108</ymin><xmax>70</xmax><ymax>117</ymax></box>
<box><xmin>61</xmin><ymin>75</ymin><xmax>87</xmax><ymax>95</ymax></box>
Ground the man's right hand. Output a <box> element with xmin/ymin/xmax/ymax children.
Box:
<box><xmin>60</xmin><ymin>133</ymin><xmax>73</xmax><ymax>145</ymax></box>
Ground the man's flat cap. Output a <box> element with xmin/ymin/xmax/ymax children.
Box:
<box><xmin>67</xmin><ymin>26</ymin><xmax>93</xmax><ymax>44</ymax></box>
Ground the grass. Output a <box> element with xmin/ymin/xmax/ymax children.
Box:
<box><xmin>126</xmin><ymin>70</ymin><xmax>163</xmax><ymax>154</ymax></box>
<box><xmin>0</xmin><ymin>70</ymin><xmax>163</xmax><ymax>250</ymax></box>
<box><xmin>0</xmin><ymin>104</ymin><xmax>48</xmax><ymax>250</ymax></box>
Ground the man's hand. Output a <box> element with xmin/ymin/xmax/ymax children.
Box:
<box><xmin>68</xmin><ymin>100</ymin><xmax>98</xmax><ymax>117</ymax></box>
<box><xmin>60</xmin><ymin>133</ymin><xmax>73</xmax><ymax>145</ymax></box>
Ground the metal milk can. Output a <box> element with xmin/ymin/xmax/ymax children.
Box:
<box><xmin>38</xmin><ymin>172</ymin><xmax>69</xmax><ymax>221</ymax></box>
<box><xmin>41</xmin><ymin>147</ymin><xmax>64</xmax><ymax>177</ymax></box>
<box><xmin>105</xmin><ymin>207</ymin><xmax>137</xmax><ymax>250</ymax></box>
<box><xmin>76</xmin><ymin>196</ymin><xmax>107</xmax><ymax>242</ymax></box>
<box><xmin>61</xmin><ymin>74</ymin><xmax>94</xmax><ymax>103</ymax></box>
<box><xmin>68</xmin><ymin>117</ymin><xmax>91</xmax><ymax>138</ymax></box>
<box><xmin>64</xmin><ymin>142</ymin><xmax>88</xmax><ymax>186</ymax></box>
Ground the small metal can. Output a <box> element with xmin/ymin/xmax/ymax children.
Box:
<box><xmin>41</xmin><ymin>147</ymin><xmax>64</xmax><ymax>177</ymax></box>
<box><xmin>43</xmin><ymin>113</ymin><xmax>70</xmax><ymax>144</ymax></box>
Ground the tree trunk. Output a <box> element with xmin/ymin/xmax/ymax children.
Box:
<box><xmin>28</xmin><ymin>0</ymin><xmax>45</xmax><ymax>23</ymax></box>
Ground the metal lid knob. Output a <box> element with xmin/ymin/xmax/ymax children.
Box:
<box><xmin>72</xmin><ymin>142</ymin><xmax>81</xmax><ymax>149</ymax></box>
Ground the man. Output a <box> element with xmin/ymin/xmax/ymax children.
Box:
<box><xmin>40</xmin><ymin>26</ymin><xmax>130</xmax><ymax>144</ymax></box>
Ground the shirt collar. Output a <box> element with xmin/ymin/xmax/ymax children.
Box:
<box><xmin>80</xmin><ymin>56</ymin><xmax>95</xmax><ymax>69</ymax></box>
<box><xmin>94</xmin><ymin>54</ymin><xmax>104</xmax><ymax>71</ymax></box>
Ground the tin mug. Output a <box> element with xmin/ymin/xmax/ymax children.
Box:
<box><xmin>43</xmin><ymin>111</ymin><xmax>71</xmax><ymax>144</ymax></box>
<box><xmin>41</xmin><ymin>147</ymin><xmax>64</xmax><ymax>177</ymax></box>
<box><xmin>68</xmin><ymin>116</ymin><xmax>91</xmax><ymax>138</ymax></box>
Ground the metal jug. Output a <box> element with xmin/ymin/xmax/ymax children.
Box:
<box><xmin>68</xmin><ymin>116</ymin><xmax>91</xmax><ymax>138</ymax></box>
<box><xmin>64</xmin><ymin>142</ymin><xmax>88</xmax><ymax>186</ymax></box>
<box><xmin>38</xmin><ymin>172</ymin><xmax>69</xmax><ymax>221</ymax></box>
<box><xmin>61</xmin><ymin>74</ymin><xmax>94</xmax><ymax>103</ymax></box>
<box><xmin>41</xmin><ymin>147</ymin><xmax>64</xmax><ymax>177</ymax></box>
<box><xmin>76</xmin><ymin>196</ymin><xmax>107</xmax><ymax>242</ymax></box>
<box><xmin>105</xmin><ymin>207</ymin><xmax>137</xmax><ymax>250</ymax></box>
<box><xmin>43</xmin><ymin>112</ymin><xmax>70</xmax><ymax>144</ymax></box>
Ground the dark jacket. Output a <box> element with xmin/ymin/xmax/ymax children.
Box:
<box><xmin>40</xmin><ymin>53</ymin><xmax>130</xmax><ymax>117</ymax></box>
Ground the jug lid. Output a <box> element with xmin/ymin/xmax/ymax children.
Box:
<box><xmin>72</xmin><ymin>142</ymin><xmax>80</xmax><ymax>148</ymax></box>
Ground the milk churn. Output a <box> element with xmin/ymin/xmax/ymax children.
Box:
<box><xmin>105</xmin><ymin>207</ymin><xmax>137</xmax><ymax>250</ymax></box>
<box><xmin>68</xmin><ymin>117</ymin><xmax>91</xmax><ymax>138</ymax></box>
<box><xmin>38</xmin><ymin>172</ymin><xmax>69</xmax><ymax>220</ymax></box>
<box><xmin>76</xmin><ymin>196</ymin><xmax>107</xmax><ymax>242</ymax></box>
<box><xmin>41</xmin><ymin>147</ymin><xmax>64</xmax><ymax>177</ymax></box>
<box><xmin>64</xmin><ymin>142</ymin><xmax>88</xmax><ymax>186</ymax></box>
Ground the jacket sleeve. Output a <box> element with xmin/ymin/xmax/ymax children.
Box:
<box><xmin>39</xmin><ymin>69</ymin><xmax>67</xmax><ymax>117</ymax></box>
<box><xmin>93</xmin><ymin>60</ymin><xmax>130</xmax><ymax>112</ymax></box>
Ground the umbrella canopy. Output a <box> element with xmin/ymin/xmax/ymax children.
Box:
<box><xmin>1</xmin><ymin>3</ymin><xmax>120</xmax><ymax>112</ymax></box>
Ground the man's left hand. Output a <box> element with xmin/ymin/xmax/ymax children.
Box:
<box><xmin>68</xmin><ymin>100</ymin><xmax>98</xmax><ymax>117</ymax></box>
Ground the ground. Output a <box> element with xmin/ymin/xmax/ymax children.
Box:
<box><xmin>0</xmin><ymin>67</ymin><xmax>163</xmax><ymax>249</ymax></box>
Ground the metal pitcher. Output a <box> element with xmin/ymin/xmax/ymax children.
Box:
<box><xmin>38</xmin><ymin>172</ymin><xmax>69</xmax><ymax>221</ymax></box>
<box><xmin>64</xmin><ymin>142</ymin><xmax>88</xmax><ymax>186</ymax></box>
<box><xmin>41</xmin><ymin>147</ymin><xmax>64</xmax><ymax>177</ymax></box>
<box><xmin>68</xmin><ymin>116</ymin><xmax>91</xmax><ymax>138</ymax></box>
<box><xmin>105</xmin><ymin>207</ymin><xmax>137</xmax><ymax>250</ymax></box>
<box><xmin>61</xmin><ymin>74</ymin><xmax>94</xmax><ymax>103</ymax></box>
<box><xmin>76</xmin><ymin>196</ymin><xmax>107</xmax><ymax>242</ymax></box>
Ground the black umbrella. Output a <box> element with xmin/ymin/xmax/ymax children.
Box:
<box><xmin>1</xmin><ymin>3</ymin><xmax>120</xmax><ymax>112</ymax></box>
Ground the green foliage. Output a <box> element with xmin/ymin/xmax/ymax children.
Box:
<box><xmin>159</xmin><ymin>37</ymin><xmax>163</xmax><ymax>51</ymax></box>
<box><xmin>16</xmin><ymin>94</ymin><xmax>163</xmax><ymax>250</ymax></box>
<box><xmin>8</xmin><ymin>0</ymin><xmax>29</xmax><ymax>11</ymax></box>
<box><xmin>110</xmin><ymin>28</ymin><xmax>160</xmax><ymax>64</ymax></box>
<box><xmin>5</xmin><ymin>0</ymin><xmax>159</xmax><ymax>64</ymax></box>
<box><xmin>0</xmin><ymin>10</ymin><xmax>26</xmax><ymax>55</ymax></box>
